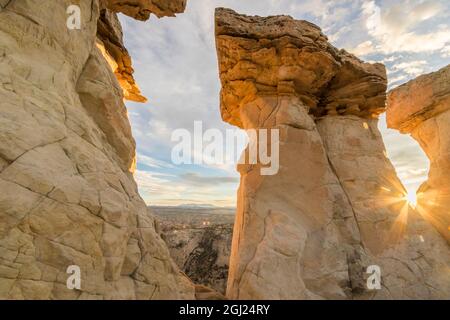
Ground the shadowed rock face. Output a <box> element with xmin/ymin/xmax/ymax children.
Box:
<box><xmin>0</xmin><ymin>0</ymin><xmax>193</xmax><ymax>299</ymax></box>
<box><xmin>388</xmin><ymin>65</ymin><xmax>450</xmax><ymax>243</ymax></box>
<box><xmin>97</xmin><ymin>3</ymin><xmax>146</xmax><ymax>102</ymax></box>
<box><xmin>215</xmin><ymin>8</ymin><xmax>450</xmax><ymax>300</ymax></box>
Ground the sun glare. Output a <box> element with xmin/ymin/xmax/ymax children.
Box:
<box><xmin>404</xmin><ymin>190</ymin><xmax>418</xmax><ymax>208</ymax></box>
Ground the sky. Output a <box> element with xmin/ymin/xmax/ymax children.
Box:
<box><xmin>119</xmin><ymin>0</ymin><xmax>450</xmax><ymax>207</ymax></box>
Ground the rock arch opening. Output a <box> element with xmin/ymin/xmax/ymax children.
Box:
<box><xmin>387</xmin><ymin>66</ymin><xmax>450</xmax><ymax>243</ymax></box>
<box><xmin>377</xmin><ymin>114</ymin><xmax>430</xmax><ymax>208</ymax></box>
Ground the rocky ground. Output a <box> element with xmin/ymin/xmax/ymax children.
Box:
<box><xmin>151</xmin><ymin>206</ymin><xmax>234</xmax><ymax>294</ymax></box>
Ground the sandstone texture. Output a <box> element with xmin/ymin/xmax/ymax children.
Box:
<box><xmin>96</xmin><ymin>0</ymin><xmax>186</xmax><ymax>102</ymax></box>
<box><xmin>388</xmin><ymin>65</ymin><xmax>450</xmax><ymax>243</ymax></box>
<box><xmin>0</xmin><ymin>0</ymin><xmax>194</xmax><ymax>299</ymax></box>
<box><xmin>97</xmin><ymin>1</ymin><xmax>146</xmax><ymax>102</ymax></box>
<box><xmin>215</xmin><ymin>8</ymin><xmax>450</xmax><ymax>300</ymax></box>
<box><xmin>216</xmin><ymin>8</ymin><xmax>386</xmax><ymax>128</ymax></box>
<box><xmin>154</xmin><ymin>207</ymin><xmax>234</xmax><ymax>294</ymax></box>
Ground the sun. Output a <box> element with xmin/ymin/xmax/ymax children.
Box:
<box><xmin>404</xmin><ymin>190</ymin><xmax>418</xmax><ymax>208</ymax></box>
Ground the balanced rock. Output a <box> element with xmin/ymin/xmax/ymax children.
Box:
<box><xmin>387</xmin><ymin>65</ymin><xmax>450</xmax><ymax>242</ymax></box>
<box><xmin>215</xmin><ymin>8</ymin><xmax>450</xmax><ymax>300</ymax></box>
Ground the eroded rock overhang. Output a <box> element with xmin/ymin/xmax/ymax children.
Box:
<box><xmin>215</xmin><ymin>8</ymin><xmax>450</xmax><ymax>300</ymax></box>
<box><xmin>98</xmin><ymin>0</ymin><xmax>187</xmax><ymax>102</ymax></box>
<box><xmin>215</xmin><ymin>7</ymin><xmax>387</xmax><ymax>128</ymax></box>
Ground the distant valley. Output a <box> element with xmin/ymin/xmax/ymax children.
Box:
<box><xmin>150</xmin><ymin>206</ymin><xmax>235</xmax><ymax>294</ymax></box>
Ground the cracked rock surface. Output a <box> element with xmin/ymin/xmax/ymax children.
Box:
<box><xmin>0</xmin><ymin>0</ymin><xmax>193</xmax><ymax>299</ymax></box>
<box><xmin>215</xmin><ymin>8</ymin><xmax>450</xmax><ymax>300</ymax></box>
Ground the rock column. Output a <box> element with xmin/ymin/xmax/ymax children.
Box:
<box><xmin>215</xmin><ymin>8</ymin><xmax>450</xmax><ymax>300</ymax></box>
<box><xmin>388</xmin><ymin>65</ymin><xmax>450</xmax><ymax>243</ymax></box>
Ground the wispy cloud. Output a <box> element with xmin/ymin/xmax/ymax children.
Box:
<box><xmin>137</xmin><ymin>153</ymin><xmax>175</xmax><ymax>169</ymax></box>
<box><xmin>351</xmin><ymin>40</ymin><xmax>375</xmax><ymax>56</ymax></box>
<box><xmin>180</xmin><ymin>172</ymin><xmax>239</xmax><ymax>186</ymax></box>
<box><xmin>442</xmin><ymin>45</ymin><xmax>450</xmax><ymax>57</ymax></box>
<box><xmin>358</xmin><ymin>0</ymin><xmax>450</xmax><ymax>55</ymax></box>
<box><xmin>392</xmin><ymin>60</ymin><xmax>427</xmax><ymax>76</ymax></box>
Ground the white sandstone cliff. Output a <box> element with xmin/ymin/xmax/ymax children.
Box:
<box><xmin>215</xmin><ymin>8</ymin><xmax>450</xmax><ymax>300</ymax></box>
<box><xmin>0</xmin><ymin>0</ymin><xmax>194</xmax><ymax>299</ymax></box>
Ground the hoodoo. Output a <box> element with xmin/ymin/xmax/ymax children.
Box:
<box><xmin>215</xmin><ymin>8</ymin><xmax>450</xmax><ymax>300</ymax></box>
<box><xmin>387</xmin><ymin>64</ymin><xmax>450</xmax><ymax>243</ymax></box>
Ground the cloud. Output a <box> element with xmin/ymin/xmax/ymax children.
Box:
<box><xmin>134</xmin><ymin>170</ymin><xmax>180</xmax><ymax>195</ymax></box>
<box><xmin>137</xmin><ymin>153</ymin><xmax>175</xmax><ymax>169</ymax></box>
<box><xmin>442</xmin><ymin>45</ymin><xmax>450</xmax><ymax>57</ymax></box>
<box><xmin>388</xmin><ymin>74</ymin><xmax>407</xmax><ymax>86</ymax></box>
<box><xmin>350</xmin><ymin>40</ymin><xmax>375</xmax><ymax>56</ymax></box>
<box><xmin>361</xmin><ymin>0</ymin><xmax>450</xmax><ymax>54</ymax></box>
<box><xmin>392</xmin><ymin>60</ymin><xmax>427</xmax><ymax>76</ymax></box>
<box><xmin>135</xmin><ymin>169</ymin><xmax>238</xmax><ymax>207</ymax></box>
<box><xmin>381</xmin><ymin>55</ymin><xmax>403</xmax><ymax>63</ymax></box>
<box><xmin>378</xmin><ymin>114</ymin><xmax>430</xmax><ymax>193</ymax></box>
<box><xmin>180</xmin><ymin>172</ymin><xmax>239</xmax><ymax>186</ymax></box>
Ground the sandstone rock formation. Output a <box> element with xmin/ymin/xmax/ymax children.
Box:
<box><xmin>388</xmin><ymin>65</ymin><xmax>450</xmax><ymax>243</ymax></box>
<box><xmin>96</xmin><ymin>0</ymin><xmax>187</xmax><ymax>103</ymax></box>
<box><xmin>1</xmin><ymin>0</ymin><xmax>448</xmax><ymax>301</ymax></box>
<box><xmin>0</xmin><ymin>0</ymin><xmax>194</xmax><ymax>299</ymax></box>
<box><xmin>97</xmin><ymin>2</ymin><xmax>146</xmax><ymax>102</ymax></box>
<box><xmin>215</xmin><ymin>8</ymin><xmax>450</xmax><ymax>300</ymax></box>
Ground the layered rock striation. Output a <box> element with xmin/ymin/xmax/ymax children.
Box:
<box><xmin>215</xmin><ymin>8</ymin><xmax>450</xmax><ymax>300</ymax></box>
<box><xmin>387</xmin><ymin>65</ymin><xmax>450</xmax><ymax>243</ymax></box>
<box><xmin>0</xmin><ymin>0</ymin><xmax>193</xmax><ymax>299</ymax></box>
